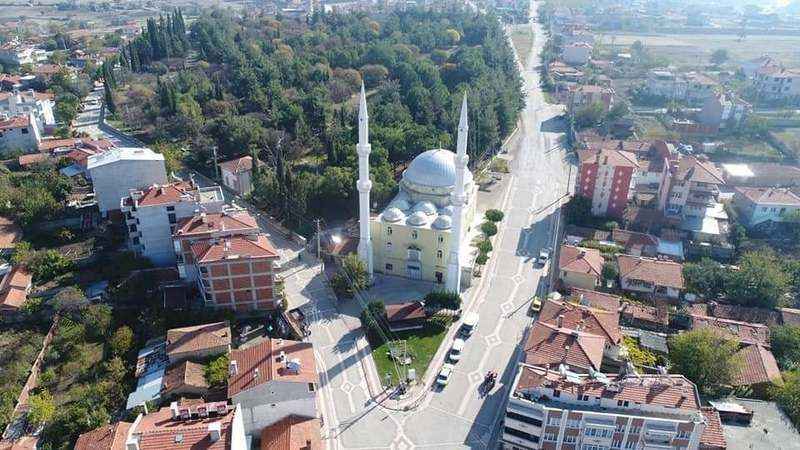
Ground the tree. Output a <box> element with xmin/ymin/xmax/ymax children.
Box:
<box><xmin>331</xmin><ymin>254</ymin><xmax>368</xmax><ymax>298</ymax></box>
<box><xmin>109</xmin><ymin>326</ymin><xmax>133</xmax><ymax>357</ymax></box>
<box><xmin>481</xmin><ymin>221</ymin><xmax>498</xmax><ymax>237</ymax></box>
<box><xmin>51</xmin><ymin>286</ymin><xmax>86</xmax><ymax>313</ymax></box>
<box><xmin>669</xmin><ymin>328</ymin><xmax>742</xmax><ymax>395</ymax></box>
<box><xmin>359</xmin><ymin>300</ymin><xmax>387</xmax><ymax>341</ymax></box>
<box><xmin>711</xmin><ymin>49</ymin><xmax>729</xmax><ymax>66</ymax></box>
<box><xmin>485</xmin><ymin>209</ymin><xmax>504</xmax><ymax>222</ymax></box>
<box><xmin>771</xmin><ymin>325</ymin><xmax>800</xmax><ymax>370</ymax></box>
<box><xmin>103</xmin><ymin>82</ymin><xmax>116</xmax><ymax>115</ymax></box>
<box><xmin>727</xmin><ymin>251</ymin><xmax>789</xmax><ymax>308</ymax></box>
<box><xmin>205</xmin><ymin>354</ymin><xmax>229</xmax><ymax>386</ymax></box>
<box><xmin>574</xmin><ymin>102</ymin><xmax>606</xmax><ymax>129</ymax></box>
<box><xmin>683</xmin><ymin>258</ymin><xmax>728</xmax><ymax>300</ymax></box>
<box><xmin>772</xmin><ymin>369</ymin><xmax>800</xmax><ymax>427</ymax></box>
<box><xmin>424</xmin><ymin>290</ymin><xmax>461</xmax><ymax>310</ymax></box>
<box><xmin>601</xmin><ymin>262</ymin><xmax>618</xmax><ymax>283</ymax></box>
<box><xmin>27</xmin><ymin>390</ymin><xmax>55</xmax><ymax>427</ymax></box>
<box><xmin>563</xmin><ymin>195</ymin><xmax>592</xmax><ymax>225</ymax></box>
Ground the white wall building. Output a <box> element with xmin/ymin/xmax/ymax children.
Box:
<box><xmin>646</xmin><ymin>69</ymin><xmax>687</xmax><ymax>100</ymax></box>
<box><xmin>562</xmin><ymin>43</ymin><xmax>592</xmax><ymax>66</ymax></box>
<box><xmin>733</xmin><ymin>187</ymin><xmax>800</xmax><ymax>227</ymax></box>
<box><xmin>87</xmin><ymin>147</ymin><xmax>168</xmax><ymax>216</ymax></box>
<box><xmin>0</xmin><ymin>42</ymin><xmax>47</xmax><ymax>66</ymax></box>
<box><xmin>121</xmin><ymin>181</ymin><xmax>224</xmax><ymax>266</ymax></box>
<box><xmin>0</xmin><ymin>90</ymin><xmax>55</xmax><ymax>133</ymax></box>
<box><xmin>0</xmin><ymin>113</ymin><xmax>40</xmax><ymax>153</ymax></box>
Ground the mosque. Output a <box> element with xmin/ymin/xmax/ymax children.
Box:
<box><xmin>355</xmin><ymin>85</ymin><xmax>476</xmax><ymax>292</ymax></box>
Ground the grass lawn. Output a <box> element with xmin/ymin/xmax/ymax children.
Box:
<box><xmin>772</xmin><ymin>128</ymin><xmax>800</xmax><ymax>160</ymax></box>
<box><xmin>369</xmin><ymin>315</ymin><xmax>451</xmax><ymax>387</ymax></box>
<box><xmin>707</xmin><ymin>137</ymin><xmax>783</xmax><ymax>162</ymax></box>
<box><xmin>510</xmin><ymin>26</ymin><xmax>535</xmax><ymax>68</ymax></box>
<box><xmin>49</xmin><ymin>342</ymin><xmax>105</xmax><ymax>406</ymax></box>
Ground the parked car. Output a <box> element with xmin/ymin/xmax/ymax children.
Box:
<box><xmin>529</xmin><ymin>296</ymin><xmax>542</xmax><ymax>313</ymax></box>
<box><xmin>460</xmin><ymin>312</ymin><xmax>479</xmax><ymax>338</ymax></box>
<box><xmin>436</xmin><ymin>364</ymin><xmax>454</xmax><ymax>387</ymax></box>
<box><xmin>449</xmin><ymin>338</ymin><xmax>465</xmax><ymax>363</ymax></box>
<box><xmin>538</xmin><ymin>248</ymin><xmax>551</xmax><ymax>265</ymax></box>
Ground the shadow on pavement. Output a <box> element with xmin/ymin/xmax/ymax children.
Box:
<box><xmin>540</xmin><ymin>115</ymin><xmax>565</xmax><ymax>133</ymax></box>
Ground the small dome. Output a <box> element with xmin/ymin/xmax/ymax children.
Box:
<box><xmin>413</xmin><ymin>201</ymin><xmax>437</xmax><ymax>216</ymax></box>
<box><xmin>382</xmin><ymin>207</ymin><xmax>405</xmax><ymax>223</ymax></box>
<box><xmin>439</xmin><ymin>206</ymin><xmax>454</xmax><ymax>216</ymax></box>
<box><xmin>390</xmin><ymin>199</ymin><xmax>411</xmax><ymax>211</ymax></box>
<box><xmin>407</xmin><ymin>211</ymin><xmax>428</xmax><ymax>226</ymax></box>
<box><xmin>432</xmin><ymin>214</ymin><xmax>453</xmax><ymax>230</ymax></box>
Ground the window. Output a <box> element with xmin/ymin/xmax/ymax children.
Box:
<box><xmin>567</xmin><ymin>419</ymin><xmax>580</xmax><ymax>428</ymax></box>
<box><xmin>308</xmin><ymin>383</ymin><xmax>316</xmax><ymax>392</ymax></box>
<box><xmin>199</xmin><ymin>266</ymin><xmax>208</xmax><ymax>274</ymax></box>
<box><xmin>132</xmin><ymin>237</ymin><xmax>140</xmax><ymax>245</ymax></box>
<box><xmin>625</xmin><ymin>441</ymin><xmax>635</xmax><ymax>449</ymax></box>
<box><xmin>129</xmin><ymin>224</ymin><xmax>137</xmax><ymax>233</ymax></box>
<box><xmin>676</xmin><ymin>430</ymin><xmax>689</xmax><ymax>439</ymax></box>
<box><xmin>385</xmin><ymin>264</ymin><xmax>393</xmax><ymax>271</ymax></box>
<box><xmin>166</xmin><ymin>205</ymin><xmax>175</xmax><ymax>211</ymax></box>
<box><xmin>564</xmin><ymin>435</ymin><xmax>576</xmax><ymax>444</ymax></box>
<box><xmin>629</xmin><ymin>426</ymin><xmax>640</xmax><ymax>434</ymax></box>
<box><xmin>547</xmin><ymin>417</ymin><xmax>561</xmax><ymax>426</ymax></box>
<box><xmin>543</xmin><ymin>432</ymin><xmax>557</xmax><ymax>441</ymax></box>
<box><xmin>553</xmin><ymin>389</ymin><xmax>561</xmax><ymax>398</ymax></box>
<box><xmin>437</xmin><ymin>250</ymin><xmax>443</xmax><ymax>259</ymax></box>
<box><xmin>168</xmin><ymin>213</ymin><xmax>177</xmax><ymax>224</ymax></box>
<box><xmin>21</xmin><ymin>128</ymin><xmax>28</xmax><ymax>134</ymax></box>
<box><xmin>386</xmin><ymin>242</ymin><xmax>393</xmax><ymax>251</ymax></box>
<box><xmin>581</xmin><ymin>394</ymin><xmax>590</xmax><ymax>401</ymax></box>
<box><xmin>387</xmin><ymin>227</ymin><xmax>393</xmax><ymax>235</ymax></box>
<box><xmin>504</xmin><ymin>427</ymin><xmax>539</xmax><ymax>443</ymax></box>
<box><xmin>506</xmin><ymin>411</ymin><xmax>542</xmax><ymax>427</ymax></box>
<box><xmin>611</xmin><ymin>439</ymin><xmax>622</xmax><ymax>449</ymax></box>
<box><xmin>438</xmin><ymin>235</ymin><xmax>444</xmax><ymax>244</ymax></box>
<box><xmin>411</xmin><ymin>230</ymin><xmax>418</xmax><ymax>239</ymax></box>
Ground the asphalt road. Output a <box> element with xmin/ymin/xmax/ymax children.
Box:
<box><xmin>310</xmin><ymin>1</ymin><xmax>574</xmax><ymax>448</ymax></box>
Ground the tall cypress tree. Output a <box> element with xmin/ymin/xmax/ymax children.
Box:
<box><xmin>104</xmin><ymin>82</ymin><xmax>117</xmax><ymax>115</ymax></box>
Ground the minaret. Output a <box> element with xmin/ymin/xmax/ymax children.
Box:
<box><xmin>446</xmin><ymin>93</ymin><xmax>469</xmax><ymax>293</ymax></box>
<box><xmin>356</xmin><ymin>83</ymin><xmax>373</xmax><ymax>278</ymax></box>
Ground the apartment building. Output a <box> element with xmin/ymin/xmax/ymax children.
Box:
<box><xmin>646</xmin><ymin>69</ymin><xmax>687</xmax><ymax>100</ymax></box>
<box><xmin>562</xmin><ymin>43</ymin><xmax>592</xmax><ymax>65</ymax></box>
<box><xmin>87</xmin><ymin>147</ymin><xmax>167</xmax><ymax>216</ymax></box>
<box><xmin>502</xmin><ymin>364</ymin><xmax>722</xmax><ymax>450</ymax></box>
<box><xmin>569</xmin><ymin>85</ymin><xmax>615</xmax><ymax>113</ymax></box>
<box><xmin>752</xmin><ymin>65</ymin><xmax>800</xmax><ymax>102</ymax></box>
<box><xmin>121</xmin><ymin>181</ymin><xmax>224</xmax><ymax>266</ymax></box>
<box><xmin>0</xmin><ymin>89</ymin><xmax>55</xmax><ymax>132</ymax></box>
<box><xmin>0</xmin><ymin>41</ymin><xmax>47</xmax><ymax>66</ymax></box>
<box><xmin>577</xmin><ymin>147</ymin><xmax>639</xmax><ymax>218</ymax></box>
<box><xmin>190</xmin><ymin>233</ymin><xmax>281</xmax><ymax>311</ymax></box>
<box><xmin>172</xmin><ymin>210</ymin><xmax>261</xmax><ymax>281</ymax></box>
<box><xmin>666</xmin><ymin>156</ymin><xmax>725</xmax><ymax>219</ymax></box>
<box><xmin>697</xmin><ymin>93</ymin><xmax>751</xmax><ymax>131</ymax></box>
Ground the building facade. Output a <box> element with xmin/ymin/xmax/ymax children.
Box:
<box><xmin>121</xmin><ymin>181</ymin><xmax>224</xmax><ymax>266</ymax></box>
<box><xmin>0</xmin><ymin>90</ymin><xmax>55</xmax><ymax>133</ymax></box>
<box><xmin>220</xmin><ymin>155</ymin><xmax>259</xmax><ymax>195</ymax></box>
<box><xmin>0</xmin><ymin>113</ymin><xmax>40</xmax><ymax>153</ymax></box>
<box><xmin>87</xmin><ymin>147</ymin><xmax>168</xmax><ymax>216</ymax></box>
<box><xmin>733</xmin><ymin>187</ymin><xmax>800</xmax><ymax>228</ymax></box>
<box><xmin>562</xmin><ymin>43</ymin><xmax>592</xmax><ymax>65</ymax></box>
<box><xmin>577</xmin><ymin>147</ymin><xmax>638</xmax><ymax>218</ymax></box>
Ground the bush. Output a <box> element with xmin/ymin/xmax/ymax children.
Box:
<box><xmin>424</xmin><ymin>290</ymin><xmax>461</xmax><ymax>310</ymax></box>
<box><xmin>359</xmin><ymin>300</ymin><xmax>387</xmax><ymax>341</ymax></box>
<box><xmin>476</xmin><ymin>253</ymin><xmax>488</xmax><ymax>265</ymax></box>
<box><xmin>481</xmin><ymin>221</ymin><xmax>498</xmax><ymax>237</ymax></box>
<box><xmin>331</xmin><ymin>254</ymin><xmax>369</xmax><ymax>298</ymax></box>
<box><xmin>477</xmin><ymin>240</ymin><xmax>493</xmax><ymax>254</ymax></box>
<box><xmin>485</xmin><ymin>209</ymin><xmax>504</xmax><ymax>222</ymax></box>
<box><xmin>109</xmin><ymin>326</ymin><xmax>133</xmax><ymax>357</ymax></box>
<box><xmin>205</xmin><ymin>354</ymin><xmax>230</xmax><ymax>387</ymax></box>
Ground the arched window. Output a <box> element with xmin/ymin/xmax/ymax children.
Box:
<box><xmin>387</xmin><ymin>226</ymin><xmax>393</xmax><ymax>235</ymax></box>
<box><xmin>411</xmin><ymin>230</ymin><xmax>418</xmax><ymax>239</ymax></box>
<box><xmin>438</xmin><ymin>235</ymin><xmax>444</xmax><ymax>244</ymax></box>
<box><xmin>437</xmin><ymin>250</ymin><xmax>443</xmax><ymax>259</ymax></box>
<box><xmin>386</xmin><ymin>242</ymin><xmax>393</xmax><ymax>251</ymax></box>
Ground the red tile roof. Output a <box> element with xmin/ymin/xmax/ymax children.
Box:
<box><xmin>523</xmin><ymin>321</ymin><xmax>606</xmax><ymax>372</ymax></box>
<box><xmin>132</xmin><ymin>404</ymin><xmax>235</xmax><ymax>450</ymax></box>
<box><xmin>675</xmin><ymin>156</ymin><xmax>725</xmax><ymax>185</ymax></box>
<box><xmin>618</xmin><ymin>255</ymin><xmax>684</xmax><ymax>289</ymax></box>
<box><xmin>578</xmin><ymin>147</ymin><xmax>639</xmax><ymax>169</ymax></box>
<box><xmin>74</xmin><ymin>421</ymin><xmax>133</xmax><ymax>450</ymax></box>
<box><xmin>0</xmin><ymin>266</ymin><xmax>31</xmax><ymax>312</ymax></box>
<box><xmin>166</xmin><ymin>322</ymin><xmax>231</xmax><ymax>359</ymax></box>
<box><xmin>0</xmin><ymin>216</ymin><xmax>21</xmax><ymax>249</ymax></box>
<box><xmin>515</xmin><ymin>364</ymin><xmax>701</xmax><ymax>411</ymax></box>
<box><xmin>219</xmin><ymin>155</ymin><xmax>256</xmax><ymax>174</ymax></box>
<box><xmin>539</xmin><ymin>299</ymin><xmax>621</xmax><ymax>345</ymax></box>
<box><xmin>260</xmin><ymin>415</ymin><xmax>321</xmax><ymax>450</ymax></box>
<box><xmin>228</xmin><ymin>338</ymin><xmax>317</xmax><ymax>398</ymax></box>
<box><xmin>37</xmin><ymin>138</ymin><xmax>80</xmax><ymax>152</ymax></box>
<box><xmin>558</xmin><ymin>245</ymin><xmax>604</xmax><ymax>277</ymax></box>
<box><xmin>191</xmin><ymin>235</ymin><xmax>278</xmax><ymax>264</ymax></box>
<box><xmin>568</xmin><ymin>289</ymin><xmax>621</xmax><ymax>312</ymax></box>
<box><xmin>708</xmin><ymin>303</ymin><xmax>781</xmax><ymax>327</ymax></box>
<box><xmin>690</xmin><ymin>314</ymin><xmax>770</xmax><ymax>347</ymax></box>
<box><xmin>699</xmin><ymin>407</ymin><xmax>727</xmax><ymax>450</ymax></box>
<box><xmin>132</xmin><ymin>181</ymin><xmax>195</xmax><ymax>207</ymax></box>
<box><xmin>732</xmin><ymin>344</ymin><xmax>783</xmax><ymax>387</ymax></box>
<box><xmin>162</xmin><ymin>360</ymin><xmax>210</xmax><ymax>396</ymax></box>
<box><xmin>611</xmin><ymin>229</ymin><xmax>658</xmax><ymax>249</ymax></box>
<box><xmin>736</xmin><ymin>186</ymin><xmax>800</xmax><ymax>206</ymax></box>
<box><xmin>0</xmin><ymin>115</ymin><xmax>28</xmax><ymax>130</ymax></box>
<box><xmin>385</xmin><ymin>301</ymin><xmax>426</xmax><ymax>322</ymax></box>
<box><xmin>174</xmin><ymin>211</ymin><xmax>259</xmax><ymax>238</ymax></box>
<box><xmin>620</xmin><ymin>301</ymin><xmax>669</xmax><ymax>327</ymax></box>
<box><xmin>17</xmin><ymin>152</ymin><xmax>47</xmax><ymax>166</ymax></box>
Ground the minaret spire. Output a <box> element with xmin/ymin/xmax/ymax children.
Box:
<box><xmin>356</xmin><ymin>83</ymin><xmax>373</xmax><ymax>278</ymax></box>
<box><xmin>446</xmin><ymin>92</ymin><xmax>469</xmax><ymax>293</ymax></box>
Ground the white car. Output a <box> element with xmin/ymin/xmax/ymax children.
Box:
<box><xmin>436</xmin><ymin>364</ymin><xmax>454</xmax><ymax>386</ymax></box>
<box><xmin>538</xmin><ymin>248</ymin><xmax>551</xmax><ymax>265</ymax></box>
<box><xmin>449</xmin><ymin>339</ymin><xmax>465</xmax><ymax>362</ymax></box>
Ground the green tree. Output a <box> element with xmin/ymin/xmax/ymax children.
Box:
<box><xmin>772</xmin><ymin>369</ymin><xmax>800</xmax><ymax>427</ymax></box>
<box><xmin>27</xmin><ymin>390</ymin><xmax>55</xmax><ymax>427</ymax></box>
<box><xmin>205</xmin><ymin>354</ymin><xmax>230</xmax><ymax>387</ymax></box>
<box><xmin>602</xmin><ymin>262</ymin><xmax>618</xmax><ymax>283</ymax></box>
<box><xmin>711</xmin><ymin>49</ymin><xmax>729</xmax><ymax>66</ymax></box>
<box><xmin>485</xmin><ymin>209</ymin><xmax>504</xmax><ymax>222</ymax></box>
<box><xmin>574</xmin><ymin>102</ymin><xmax>606</xmax><ymax>129</ymax></box>
<box><xmin>103</xmin><ymin>81</ymin><xmax>116</xmax><ymax>115</ymax></box>
<box><xmin>109</xmin><ymin>326</ymin><xmax>133</xmax><ymax>357</ymax></box>
<box><xmin>359</xmin><ymin>300</ymin><xmax>387</xmax><ymax>341</ymax></box>
<box><xmin>564</xmin><ymin>195</ymin><xmax>592</xmax><ymax>225</ymax></box>
<box><xmin>481</xmin><ymin>221</ymin><xmax>498</xmax><ymax>237</ymax></box>
<box><xmin>668</xmin><ymin>328</ymin><xmax>742</xmax><ymax>395</ymax></box>
<box><xmin>683</xmin><ymin>258</ymin><xmax>729</xmax><ymax>300</ymax></box>
<box><xmin>424</xmin><ymin>290</ymin><xmax>461</xmax><ymax>310</ymax></box>
<box><xmin>331</xmin><ymin>254</ymin><xmax>369</xmax><ymax>298</ymax></box>
<box><xmin>727</xmin><ymin>251</ymin><xmax>789</xmax><ymax>308</ymax></box>
<box><xmin>771</xmin><ymin>325</ymin><xmax>800</xmax><ymax>370</ymax></box>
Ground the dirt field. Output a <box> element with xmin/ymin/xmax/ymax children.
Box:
<box><xmin>510</xmin><ymin>25</ymin><xmax>535</xmax><ymax>68</ymax></box>
<box><xmin>598</xmin><ymin>33</ymin><xmax>800</xmax><ymax>68</ymax></box>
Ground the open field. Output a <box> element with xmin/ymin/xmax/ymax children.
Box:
<box><xmin>598</xmin><ymin>33</ymin><xmax>800</xmax><ymax>68</ymax></box>
<box><xmin>772</xmin><ymin>128</ymin><xmax>800</xmax><ymax>160</ymax></box>
<box><xmin>705</xmin><ymin>136</ymin><xmax>784</xmax><ymax>162</ymax></box>
<box><xmin>510</xmin><ymin>25</ymin><xmax>535</xmax><ymax>68</ymax></box>
<box><xmin>370</xmin><ymin>315</ymin><xmax>451</xmax><ymax>387</ymax></box>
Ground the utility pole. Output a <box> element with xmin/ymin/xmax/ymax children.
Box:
<box><xmin>315</xmin><ymin>218</ymin><xmax>323</xmax><ymax>272</ymax></box>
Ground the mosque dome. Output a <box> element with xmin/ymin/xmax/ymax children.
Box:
<box><xmin>412</xmin><ymin>201</ymin><xmax>437</xmax><ymax>216</ymax></box>
<box><xmin>431</xmin><ymin>214</ymin><xmax>453</xmax><ymax>230</ymax></box>
<box><xmin>407</xmin><ymin>211</ymin><xmax>428</xmax><ymax>227</ymax></box>
<box><xmin>382</xmin><ymin>207</ymin><xmax>405</xmax><ymax>223</ymax></box>
<box><xmin>401</xmin><ymin>149</ymin><xmax>473</xmax><ymax>194</ymax></box>
<box><xmin>390</xmin><ymin>198</ymin><xmax>411</xmax><ymax>211</ymax></box>
<box><xmin>439</xmin><ymin>205</ymin><xmax>454</xmax><ymax>216</ymax></box>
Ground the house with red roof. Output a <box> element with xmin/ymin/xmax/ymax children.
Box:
<box><xmin>617</xmin><ymin>255</ymin><xmax>684</xmax><ymax>300</ymax></box>
<box><xmin>733</xmin><ymin>186</ymin><xmax>800</xmax><ymax>228</ymax></box>
<box><xmin>538</xmin><ymin>298</ymin><xmax>622</xmax><ymax>360</ymax></box>
<box><xmin>557</xmin><ymin>245</ymin><xmax>604</xmax><ymax>290</ymax></box>
<box><xmin>228</xmin><ymin>338</ymin><xmax>318</xmax><ymax>435</ymax></box>
<box><xmin>219</xmin><ymin>156</ymin><xmax>262</xmax><ymax>195</ymax></box>
<box><xmin>166</xmin><ymin>321</ymin><xmax>232</xmax><ymax>364</ymax></box>
<box><xmin>260</xmin><ymin>415</ymin><xmax>321</xmax><ymax>450</ymax></box>
<box><xmin>523</xmin><ymin>321</ymin><xmax>606</xmax><ymax>373</ymax></box>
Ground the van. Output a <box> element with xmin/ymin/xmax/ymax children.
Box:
<box><xmin>460</xmin><ymin>312</ymin><xmax>479</xmax><ymax>337</ymax></box>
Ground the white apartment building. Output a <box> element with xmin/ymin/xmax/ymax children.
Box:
<box><xmin>0</xmin><ymin>113</ymin><xmax>41</xmax><ymax>153</ymax></box>
<box><xmin>646</xmin><ymin>70</ymin><xmax>687</xmax><ymax>100</ymax></box>
<box><xmin>121</xmin><ymin>181</ymin><xmax>224</xmax><ymax>266</ymax></box>
<box><xmin>562</xmin><ymin>43</ymin><xmax>592</xmax><ymax>66</ymax></box>
<box><xmin>752</xmin><ymin>66</ymin><xmax>800</xmax><ymax>102</ymax></box>
<box><xmin>0</xmin><ymin>41</ymin><xmax>47</xmax><ymax>66</ymax></box>
<box><xmin>733</xmin><ymin>187</ymin><xmax>800</xmax><ymax>228</ymax></box>
<box><xmin>502</xmin><ymin>364</ymin><xmax>724</xmax><ymax>450</ymax></box>
<box><xmin>87</xmin><ymin>147</ymin><xmax>168</xmax><ymax>216</ymax></box>
<box><xmin>0</xmin><ymin>90</ymin><xmax>55</xmax><ymax>132</ymax></box>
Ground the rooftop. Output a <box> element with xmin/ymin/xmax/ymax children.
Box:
<box><xmin>689</xmin><ymin>314</ymin><xmax>770</xmax><ymax>347</ymax></box>
<box><xmin>720</xmin><ymin>398</ymin><xmax>800</xmax><ymax>448</ymax></box>
<box><xmin>620</xmin><ymin>301</ymin><xmax>669</xmax><ymax>327</ymax></box>
<box><xmin>523</xmin><ymin>321</ymin><xmax>606</xmax><ymax>372</ymax></box>
<box><xmin>260</xmin><ymin>415</ymin><xmax>321</xmax><ymax>450</ymax></box>
<box><xmin>0</xmin><ymin>266</ymin><xmax>31</xmax><ymax>312</ymax></box>
<box><xmin>228</xmin><ymin>338</ymin><xmax>317</xmax><ymax>398</ymax></box>
<box><xmin>74</xmin><ymin>421</ymin><xmax>133</xmax><ymax>450</ymax></box>
<box><xmin>166</xmin><ymin>322</ymin><xmax>231</xmax><ymax>359</ymax></box>
<box><xmin>699</xmin><ymin>408</ymin><xmax>727</xmax><ymax>450</ymax></box>
<box><xmin>736</xmin><ymin>186</ymin><xmax>800</xmax><ymax>206</ymax></box>
<box><xmin>190</xmin><ymin>234</ymin><xmax>279</xmax><ymax>264</ymax></box>
<box><xmin>558</xmin><ymin>245</ymin><xmax>604</xmax><ymax>277</ymax></box>
<box><xmin>567</xmin><ymin>288</ymin><xmax>621</xmax><ymax>312</ymax></box>
<box><xmin>0</xmin><ymin>115</ymin><xmax>28</xmax><ymax>130</ymax></box>
<box><xmin>174</xmin><ymin>210</ymin><xmax>259</xmax><ymax>238</ymax></box>
<box><xmin>578</xmin><ymin>147</ymin><xmax>639</xmax><ymax>169</ymax></box>
<box><xmin>86</xmin><ymin>147</ymin><xmax>164</xmax><ymax>170</ymax></box>
<box><xmin>0</xmin><ymin>215</ymin><xmax>21</xmax><ymax>249</ymax></box>
<box><xmin>385</xmin><ymin>301</ymin><xmax>426</xmax><ymax>323</ymax></box>
<box><xmin>162</xmin><ymin>360</ymin><xmax>210</xmax><ymax>396</ymax></box>
<box><xmin>617</xmin><ymin>255</ymin><xmax>684</xmax><ymax>289</ymax></box>
<box><xmin>219</xmin><ymin>155</ymin><xmax>259</xmax><ymax>174</ymax></box>
<box><xmin>674</xmin><ymin>156</ymin><xmax>725</xmax><ymax>185</ymax></box>
<box><xmin>538</xmin><ymin>298</ymin><xmax>621</xmax><ymax>345</ymax></box>
<box><xmin>131</xmin><ymin>403</ymin><xmax>236</xmax><ymax>450</ymax></box>
<box><xmin>732</xmin><ymin>344</ymin><xmax>782</xmax><ymax>387</ymax></box>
